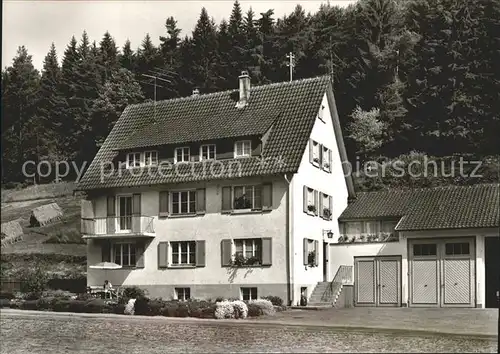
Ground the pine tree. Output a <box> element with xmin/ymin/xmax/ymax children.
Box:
<box><xmin>35</xmin><ymin>43</ymin><xmax>66</xmax><ymax>163</ymax></box>
<box><xmin>255</xmin><ymin>9</ymin><xmax>276</xmax><ymax>84</ymax></box>
<box><xmin>120</xmin><ymin>39</ymin><xmax>136</xmax><ymax>71</ymax></box>
<box><xmin>227</xmin><ymin>1</ymin><xmax>246</xmax><ymax>81</ymax></box>
<box><xmin>136</xmin><ymin>33</ymin><xmax>162</xmax><ymax>100</ymax></box>
<box><xmin>98</xmin><ymin>31</ymin><xmax>119</xmax><ymax>84</ymax></box>
<box><xmin>216</xmin><ymin>19</ymin><xmax>232</xmax><ymax>89</ymax></box>
<box><xmin>1</xmin><ymin>46</ymin><xmax>40</xmax><ymax>182</ymax></box>
<box><xmin>158</xmin><ymin>17</ymin><xmax>182</xmax><ymax>98</ymax></box>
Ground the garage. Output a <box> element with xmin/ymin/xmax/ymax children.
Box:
<box><xmin>354</xmin><ymin>256</ymin><xmax>401</xmax><ymax>307</ymax></box>
<box><xmin>408</xmin><ymin>238</ymin><xmax>475</xmax><ymax>307</ymax></box>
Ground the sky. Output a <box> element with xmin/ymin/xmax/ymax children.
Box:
<box><xmin>2</xmin><ymin>0</ymin><xmax>356</xmax><ymax>71</ymax></box>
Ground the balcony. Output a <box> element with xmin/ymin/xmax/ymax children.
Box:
<box><xmin>81</xmin><ymin>216</ymin><xmax>155</xmax><ymax>239</ymax></box>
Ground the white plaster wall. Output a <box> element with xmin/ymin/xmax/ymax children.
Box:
<box><xmin>291</xmin><ymin>92</ymin><xmax>349</xmax><ymax>303</ymax></box>
<box><xmin>87</xmin><ymin>176</ymin><xmax>288</xmax><ymax>287</ymax></box>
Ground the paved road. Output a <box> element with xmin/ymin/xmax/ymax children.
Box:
<box><xmin>0</xmin><ymin>310</ymin><xmax>497</xmax><ymax>353</ymax></box>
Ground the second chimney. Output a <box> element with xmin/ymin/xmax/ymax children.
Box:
<box><xmin>192</xmin><ymin>88</ymin><xmax>200</xmax><ymax>97</ymax></box>
<box><xmin>236</xmin><ymin>71</ymin><xmax>250</xmax><ymax>108</ymax></box>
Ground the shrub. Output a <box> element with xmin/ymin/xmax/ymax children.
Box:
<box><xmin>52</xmin><ymin>299</ymin><xmax>72</xmax><ymax>312</ymax></box>
<box><xmin>36</xmin><ymin>297</ymin><xmax>55</xmax><ymax>310</ymax></box>
<box><xmin>124</xmin><ymin>299</ymin><xmax>136</xmax><ymax>315</ymax></box>
<box><xmin>75</xmin><ymin>293</ymin><xmax>94</xmax><ymax>301</ymax></box>
<box><xmin>214</xmin><ymin>300</ymin><xmax>235</xmax><ymax>319</ymax></box>
<box><xmin>84</xmin><ymin>298</ymin><xmax>106</xmax><ymax>313</ymax></box>
<box><xmin>261</xmin><ymin>296</ymin><xmax>283</xmax><ymax>306</ymax></box>
<box><xmin>17</xmin><ymin>264</ymin><xmax>50</xmax><ymax>298</ymax></box>
<box><xmin>122</xmin><ymin>286</ymin><xmax>147</xmax><ymax>300</ymax></box>
<box><xmin>148</xmin><ymin>299</ymin><xmax>164</xmax><ymax>316</ymax></box>
<box><xmin>133</xmin><ymin>297</ymin><xmax>150</xmax><ymax>315</ymax></box>
<box><xmin>111</xmin><ymin>303</ymin><xmax>126</xmax><ymax>315</ymax></box>
<box><xmin>0</xmin><ymin>291</ymin><xmax>15</xmax><ymax>300</ymax></box>
<box><xmin>21</xmin><ymin>300</ymin><xmax>39</xmax><ymax>310</ymax></box>
<box><xmin>199</xmin><ymin>305</ymin><xmax>216</xmax><ymax>319</ymax></box>
<box><xmin>42</xmin><ymin>289</ymin><xmax>74</xmax><ymax>300</ymax></box>
<box><xmin>248</xmin><ymin>299</ymin><xmax>275</xmax><ymax>316</ymax></box>
<box><xmin>247</xmin><ymin>303</ymin><xmax>263</xmax><ymax>317</ymax></box>
<box><xmin>0</xmin><ymin>299</ymin><xmax>11</xmax><ymax>308</ymax></box>
<box><xmin>231</xmin><ymin>300</ymin><xmax>248</xmax><ymax>319</ymax></box>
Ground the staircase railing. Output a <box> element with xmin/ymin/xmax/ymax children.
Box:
<box><xmin>320</xmin><ymin>265</ymin><xmax>353</xmax><ymax>302</ymax></box>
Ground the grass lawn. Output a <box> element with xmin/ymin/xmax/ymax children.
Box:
<box><xmin>0</xmin><ymin>311</ymin><xmax>496</xmax><ymax>353</ymax></box>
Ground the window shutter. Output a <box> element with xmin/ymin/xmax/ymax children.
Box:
<box><xmin>328</xmin><ymin>196</ymin><xmax>333</xmax><ymax>220</ymax></box>
<box><xmin>135</xmin><ymin>241</ymin><xmax>145</xmax><ymax>268</ymax></box>
<box><xmin>158</xmin><ymin>242</ymin><xmax>168</xmax><ymax>268</ymax></box>
<box><xmin>303</xmin><ymin>185</ymin><xmax>308</xmax><ymax>213</ymax></box>
<box><xmin>261</xmin><ymin>237</ymin><xmax>272</xmax><ymax>266</ymax></box>
<box><xmin>328</xmin><ymin>149</ymin><xmax>332</xmax><ymax>172</ymax></box>
<box><xmin>308</xmin><ymin>139</ymin><xmax>313</xmax><ymax>163</ymax></box>
<box><xmin>196</xmin><ymin>188</ymin><xmax>206</xmax><ymax>214</ymax></box>
<box><xmin>314</xmin><ymin>240</ymin><xmax>319</xmax><ymax>267</ymax></box>
<box><xmin>314</xmin><ymin>190</ymin><xmax>319</xmax><ymax>216</ymax></box>
<box><xmin>159</xmin><ymin>191</ymin><xmax>169</xmax><ymax>217</ymax></box>
<box><xmin>132</xmin><ymin>194</ymin><xmax>141</xmax><ymax>233</ymax></box>
<box><xmin>195</xmin><ymin>240</ymin><xmax>206</xmax><ymax>267</ymax></box>
<box><xmin>262</xmin><ymin>183</ymin><xmax>272</xmax><ymax>210</ymax></box>
<box><xmin>221</xmin><ymin>239</ymin><xmax>232</xmax><ymax>266</ymax></box>
<box><xmin>303</xmin><ymin>238</ymin><xmax>308</xmax><ymax>265</ymax></box>
<box><xmin>319</xmin><ymin>193</ymin><xmax>324</xmax><ymax>219</ymax></box>
<box><xmin>221</xmin><ymin>186</ymin><xmax>232</xmax><ymax>212</ymax></box>
<box><xmin>101</xmin><ymin>240</ymin><xmax>111</xmax><ymax>262</ymax></box>
<box><xmin>106</xmin><ymin>196</ymin><xmax>115</xmax><ymax>234</ymax></box>
<box><xmin>319</xmin><ymin>144</ymin><xmax>324</xmax><ymax>168</ymax></box>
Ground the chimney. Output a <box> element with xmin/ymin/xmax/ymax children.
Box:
<box><xmin>236</xmin><ymin>70</ymin><xmax>250</xmax><ymax>108</ymax></box>
<box><xmin>192</xmin><ymin>88</ymin><xmax>200</xmax><ymax>97</ymax></box>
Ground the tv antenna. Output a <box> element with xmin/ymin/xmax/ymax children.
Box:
<box><xmin>140</xmin><ymin>73</ymin><xmax>171</xmax><ymax>102</ymax></box>
<box><xmin>286</xmin><ymin>52</ymin><xmax>295</xmax><ymax>82</ymax></box>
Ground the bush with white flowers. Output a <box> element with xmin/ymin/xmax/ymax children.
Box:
<box><xmin>231</xmin><ymin>300</ymin><xmax>248</xmax><ymax>319</ymax></box>
<box><xmin>248</xmin><ymin>299</ymin><xmax>275</xmax><ymax>316</ymax></box>
<box><xmin>214</xmin><ymin>300</ymin><xmax>235</xmax><ymax>319</ymax></box>
<box><xmin>124</xmin><ymin>298</ymin><xmax>136</xmax><ymax>315</ymax></box>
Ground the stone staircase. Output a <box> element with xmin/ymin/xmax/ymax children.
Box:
<box><xmin>308</xmin><ymin>265</ymin><xmax>353</xmax><ymax>307</ymax></box>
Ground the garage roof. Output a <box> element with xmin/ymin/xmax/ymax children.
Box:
<box><xmin>339</xmin><ymin>184</ymin><xmax>499</xmax><ymax>231</ymax></box>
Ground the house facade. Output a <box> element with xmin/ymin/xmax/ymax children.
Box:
<box><xmin>76</xmin><ymin>72</ymin><xmax>355</xmax><ymax>304</ymax></box>
<box><xmin>328</xmin><ymin>184</ymin><xmax>499</xmax><ymax>309</ymax></box>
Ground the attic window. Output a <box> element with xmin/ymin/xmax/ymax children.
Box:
<box><xmin>127</xmin><ymin>153</ymin><xmax>141</xmax><ymax>168</ymax></box>
<box><xmin>174</xmin><ymin>147</ymin><xmax>190</xmax><ymax>163</ymax></box>
<box><xmin>145</xmin><ymin>151</ymin><xmax>158</xmax><ymax>166</ymax></box>
<box><xmin>318</xmin><ymin>104</ymin><xmax>325</xmax><ymax>122</ymax></box>
<box><xmin>234</xmin><ymin>140</ymin><xmax>251</xmax><ymax>158</ymax></box>
<box><xmin>200</xmin><ymin>144</ymin><xmax>216</xmax><ymax>161</ymax></box>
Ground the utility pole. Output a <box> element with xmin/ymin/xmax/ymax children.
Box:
<box><xmin>286</xmin><ymin>52</ymin><xmax>295</xmax><ymax>82</ymax></box>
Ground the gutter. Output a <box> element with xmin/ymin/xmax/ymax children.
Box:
<box><xmin>283</xmin><ymin>173</ymin><xmax>294</xmax><ymax>306</ymax></box>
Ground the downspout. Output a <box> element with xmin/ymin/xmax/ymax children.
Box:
<box><xmin>283</xmin><ymin>173</ymin><xmax>294</xmax><ymax>306</ymax></box>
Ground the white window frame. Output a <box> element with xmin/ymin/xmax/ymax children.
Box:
<box><xmin>241</xmin><ymin>287</ymin><xmax>258</xmax><ymax>301</ymax></box>
<box><xmin>200</xmin><ymin>144</ymin><xmax>216</xmax><ymax>161</ymax></box>
<box><xmin>126</xmin><ymin>152</ymin><xmax>142</xmax><ymax>169</ymax></box>
<box><xmin>306</xmin><ymin>187</ymin><xmax>315</xmax><ymax>213</ymax></box>
<box><xmin>144</xmin><ymin>150</ymin><xmax>158</xmax><ymax>166</ymax></box>
<box><xmin>233</xmin><ymin>185</ymin><xmax>261</xmax><ymax>210</ymax></box>
<box><xmin>311</xmin><ymin>141</ymin><xmax>320</xmax><ymax>165</ymax></box>
<box><xmin>322</xmin><ymin>145</ymin><xmax>331</xmax><ymax>172</ymax></box>
<box><xmin>112</xmin><ymin>242</ymin><xmax>136</xmax><ymax>267</ymax></box>
<box><xmin>234</xmin><ymin>238</ymin><xmax>262</xmax><ymax>262</ymax></box>
<box><xmin>174</xmin><ymin>147</ymin><xmax>190</xmax><ymax>163</ymax></box>
<box><xmin>318</xmin><ymin>104</ymin><xmax>325</xmax><ymax>122</ymax></box>
<box><xmin>116</xmin><ymin>194</ymin><xmax>133</xmax><ymax>232</ymax></box>
<box><xmin>175</xmin><ymin>287</ymin><xmax>191</xmax><ymax>301</ymax></box>
<box><xmin>170</xmin><ymin>190</ymin><xmax>197</xmax><ymax>215</ymax></box>
<box><xmin>170</xmin><ymin>241</ymin><xmax>197</xmax><ymax>266</ymax></box>
<box><xmin>234</xmin><ymin>140</ymin><xmax>251</xmax><ymax>158</ymax></box>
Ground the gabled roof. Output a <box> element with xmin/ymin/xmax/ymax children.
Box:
<box><xmin>339</xmin><ymin>184</ymin><xmax>500</xmax><ymax>231</ymax></box>
<box><xmin>76</xmin><ymin>75</ymin><xmax>353</xmax><ymax>191</ymax></box>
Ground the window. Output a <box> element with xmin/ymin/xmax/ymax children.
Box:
<box><xmin>234</xmin><ymin>238</ymin><xmax>262</xmax><ymax>262</ymax></box>
<box><xmin>445</xmin><ymin>242</ymin><xmax>470</xmax><ymax>255</ymax></box>
<box><xmin>311</xmin><ymin>140</ymin><xmax>320</xmax><ymax>165</ymax></box>
<box><xmin>126</xmin><ymin>152</ymin><xmax>141</xmax><ymax>168</ymax></box>
<box><xmin>305</xmin><ymin>187</ymin><xmax>315</xmax><ymax>213</ymax></box>
<box><xmin>171</xmin><ymin>241</ymin><xmax>196</xmax><ymax>265</ymax></box>
<box><xmin>241</xmin><ymin>287</ymin><xmax>258</xmax><ymax>301</ymax></box>
<box><xmin>171</xmin><ymin>191</ymin><xmax>196</xmax><ymax>215</ymax></box>
<box><xmin>200</xmin><ymin>144</ymin><xmax>216</xmax><ymax>160</ymax></box>
<box><xmin>174</xmin><ymin>147</ymin><xmax>190</xmax><ymax>163</ymax></box>
<box><xmin>118</xmin><ymin>195</ymin><xmax>133</xmax><ymax>231</ymax></box>
<box><xmin>322</xmin><ymin>146</ymin><xmax>331</xmax><ymax>172</ymax></box>
<box><xmin>175</xmin><ymin>287</ymin><xmax>191</xmax><ymax>301</ymax></box>
<box><xmin>318</xmin><ymin>104</ymin><xmax>325</xmax><ymax>121</ymax></box>
<box><xmin>413</xmin><ymin>243</ymin><xmax>437</xmax><ymax>256</ymax></box>
<box><xmin>381</xmin><ymin>221</ymin><xmax>398</xmax><ymax>233</ymax></box>
<box><xmin>114</xmin><ymin>243</ymin><xmax>136</xmax><ymax>266</ymax></box>
<box><xmin>144</xmin><ymin>151</ymin><xmax>158</xmax><ymax>166</ymax></box>
<box><xmin>233</xmin><ymin>185</ymin><xmax>261</xmax><ymax>210</ymax></box>
<box><xmin>365</xmin><ymin>221</ymin><xmax>378</xmax><ymax>235</ymax></box>
<box><xmin>234</xmin><ymin>140</ymin><xmax>251</xmax><ymax>158</ymax></box>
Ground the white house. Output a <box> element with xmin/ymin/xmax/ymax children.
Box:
<box><xmin>76</xmin><ymin>72</ymin><xmax>356</xmax><ymax>305</ymax></box>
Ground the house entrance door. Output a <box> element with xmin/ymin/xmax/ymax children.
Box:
<box><xmin>118</xmin><ymin>196</ymin><xmax>132</xmax><ymax>231</ymax></box>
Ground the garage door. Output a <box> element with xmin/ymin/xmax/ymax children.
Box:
<box><xmin>354</xmin><ymin>256</ymin><xmax>401</xmax><ymax>307</ymax></box>
<box><xmin>409</xmin><ymin>238</ymin><xmax>475</xmax><ymax>307</ymax></box>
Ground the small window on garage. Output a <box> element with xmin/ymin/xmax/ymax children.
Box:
<box><xmin>445</xmin><ymin>242</ymin><xmax>470</xmax><ymax>255</ymax></box>
<box><xmin>413</xmin><ymin>243</ymin><xmax>437</xmax><ymax>256</ymax></box>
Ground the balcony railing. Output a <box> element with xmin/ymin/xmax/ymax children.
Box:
<box><xmin>81</xmin><ymin>216</ymin><xmax>155</xmax><ymax>236</ymax></box>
